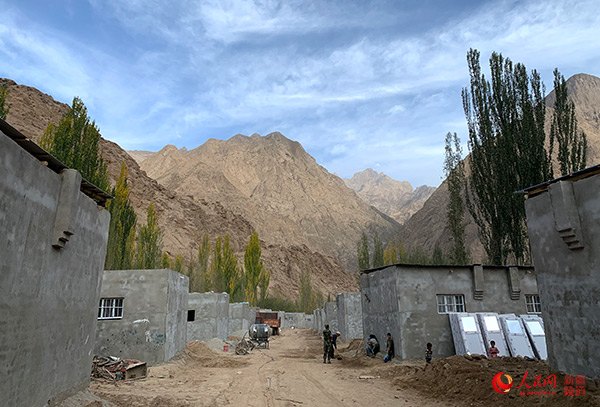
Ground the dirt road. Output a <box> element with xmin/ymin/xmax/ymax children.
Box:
<box><xmin>91</xmin><ymin>329</ymin><xmax>452</xmax><ymax>407</ymax></box>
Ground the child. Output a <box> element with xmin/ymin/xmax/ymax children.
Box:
<box><xmin>425</xmin><ymin>342</ymin><xmax>433</xmax><ymax>364</ymax></box>
<box><xmin>489</xmin><ymin>340</ymin><xmax>499</xmax><ymax>358</ymax></box>
<box><xmin>383</xmin><ymin>332</ymin><xmax>395</xmax><ymax>363</ymax></box>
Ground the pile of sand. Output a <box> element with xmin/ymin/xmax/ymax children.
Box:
<box><xmin>171</xmin><ymin>341</ymin><xmax>247</xmax><ymax>368</ymax></box>
<box><xmin>389</xmin><ymin>355</ymin><xmax>600</xmax><ymax>407</ymax></box>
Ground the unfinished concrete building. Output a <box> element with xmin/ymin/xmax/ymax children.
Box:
<box><xmin>282</xmin><ymin>312</ymin><xmax>311</xmax><ymax>329</ymax></box>
<box><xmin>524</xmin><ymin>165</ymin><xmax>600</xmax><ymax>379</ymax></box>
<box><xmin>360</xmin><ymin>264</ymin><xmax>538</xmax><ymax>359</ymax></box>
<box><xmin>336</xmin><ymin>292</ymin><xmax>363</xmax><ymax>339</ymax></box>
<box><xmin>228</xmin><ymin>302</ymin><xmax>256</xmax><ymax>335</ymax></box>
<box><xmin>0</xmin><ymin>119</ymin><xmax>111</xmax><ymax>406</ymax></box>
<box><xmin>323</xmin><ymin>301</ymin><xmax>338</xmax><ymax>332</ymax></box>
<box><xmin>95</xmin><ymin>269</ymin><xmax>189</xmax><ymax>364</ymax></box>
<box><xmin>188</xmin><ymin>292</ymin><xmax>229</xmax><ymax>341</ymax></box>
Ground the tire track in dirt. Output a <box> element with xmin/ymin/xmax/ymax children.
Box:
<box><xmin>299</xmin><ymin>369</ymin><xmax>345</xmax><ymax>407</ymax></box>
<box><xmin>257</xmin><ymin>349</ymin><xmax>277</xmax><ymax>407</ymax></box>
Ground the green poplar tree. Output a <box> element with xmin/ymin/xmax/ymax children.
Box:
<box><xmin>197</xmin><ymin>233</ymin><xmax>211</xmax><ymax>292</ymax></box>
<box><xmin>136</xmin><ymin>203</ymin><xmax>163</xmax><ymax>269</ymax></box>
<box><xmin>40</xmin><ymin>97</ymin><xmax>109</xmax><ymax>191</ymax></box>
<box><xmin>372</xmin><ymin>232</ymin><xmax>384</xmax><ymax>268</ymax></box>
<box><xmin>357</xmin><ymin>232</ymin><xmax>370</xmax><ymax>271</ymax></box>
<box><xmin>550</xmin><ymin>69</ymin><xmax>588</xmax><ymax>175</ymax></box>
<box><xmin>0</xmin><ymin>85</ymin><xmax>11</xmax><ymax>120</ymax></box>
<box><xmin>443</xmin><ymin>132</ymin><xmax>469</xmax><ymax>265</ymax></box>
<box><xmin>161</xmin><ymin>253</ymin><xmax>171</xmax><ymax>269</ymax></box>
<box><xmin>243</xmin><ymin>233</ymin><xmax>264</xmax><ymax>306</ymax></box>
<box><xmin>104</xmin><ymin>163</ymin><xmax>137</xmax><ymax>270</ymax></box>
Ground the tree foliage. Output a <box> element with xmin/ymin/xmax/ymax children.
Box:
<box><xmin>443</xmin><ymin>132</ymin><xmax>470</xmax><ymax>265</ymax></box>
<box><xmin>0</xmin><ymin>84</ymin><xmax>11</xmax><ymax>120</ymax></box>
<box><xmin>136</xmin><ymin>203</ymin><xmax>163</xmax><ymax>269</ymax></box>
<box><xmin>243</xmin><ymin>233</ymin><xmax>264</xmax><ymax>306</ymax></box>
<box><xmin>104</xmin><ymin>163</ymin><xmax>137</xmax><ymax>270</ymax></box>
<box><xmin>462</xmin><ymin>49</ymin><xmax>552</xmax><ymax>265</ymax></box>
<box><xmin>550</xmin><ymin>69</ymin><xmax>587</xmax><ymax>175</ymax></box>
<box><xmin>161</xmin><ymin>253</ymin><xmax>171</xmax><ymax>269</ymax></box>
<box><xmin>371</xmin><ymin>232</ymin><xmax>384</xmax><ymax>268</ymax></box>
<box><xmin>296</xmin><ymin>270</ymin><xmax>324</xmax><ymax>314</ymax></box>
<box><xmin>40</xmin><ymin>97</ymin><xmax>109</xmax><ymax>191</ymax></box>
<box><xmin>383</xmin><ymin>239</ymin><xmax>407</xmax><ymax>265</ymax></box>
<box><xmin>196</xmin><ymin>233</ymin><xmax>211</xmax><ymax>293</ymax></box>
<box><xmin>208</xmin><ymin>235</ymin><xmax>240</xmax><ymax>297</ymax></box>
<box><xmin>356</xmin><ymin>232</ymin><xmax>370</xmax><ymax>271</ymax></box>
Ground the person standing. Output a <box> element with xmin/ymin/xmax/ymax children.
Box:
<box><xmin>425</xmin><ymin>342</ymin><xmax>433</xmax><ymax>364</ymax></box>
<box><xmin>323</xmin><ymin>324</ymin><xmax>332</xmax><ymax>364</ymax></box>
<box><xmin>329</xmin><ymin>331</ymin><xmax>340</xmax><ymax>360</ymax></box>
<box><xmin>384</xmin><ymin>332</ymin><xmax>395</xmax><ymax>362</ymax></box>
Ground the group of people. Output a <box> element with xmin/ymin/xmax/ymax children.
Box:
<box><xmin>365</xmin><ymin>333</ymin><xmax>395</xmax><ymax>362</ymax></box>
<box><xmin>322</xmin><ymin>327</ymin><xmax>502</xmax><ymax>365</ymax></box>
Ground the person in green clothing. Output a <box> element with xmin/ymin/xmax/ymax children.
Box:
<box><xmin>323</xmin><ymin>324</ymin><xmax>332</xmax><ymax>364</ymax></box>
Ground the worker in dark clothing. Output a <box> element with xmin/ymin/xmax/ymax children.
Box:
<box><xmin>323</xmin><ymin>324</ymin><xmax>332</xmax><ymax>364</ymax></box>
<box><xmin>384</xmin><ymin>332</ymin><xmax>395</xmax><ymax>362</ymax></box>
<box><xmin>329</xmin><ymin>331</ymin><xmax>340</xmax><ymax>359</ymax></box>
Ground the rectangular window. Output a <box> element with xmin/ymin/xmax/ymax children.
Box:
<box><xmin>98</xmin><ymin>298</ymin><xmax>124</xmax><ymax>319</ymax></box>
<box><xmin>525</xmin><ymin>294</ymin><xmax>542</xmax><ymax>314</ymax></box>
<box><xmin>436</xmin><ymin>294</ymin><xmax>466</xmax><ymax>313</ymax></box>
<box><xmin>187</xmin><ymin>310</ymin><xmax>196</xmax><ymax>322</ymax></box>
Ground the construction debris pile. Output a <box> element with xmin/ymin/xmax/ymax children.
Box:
<box><xmin>91</xmin><ymin>356</ymin><xmax>147</xmax><ymax>381</ymax></box>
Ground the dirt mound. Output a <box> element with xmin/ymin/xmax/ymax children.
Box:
<box><xmin>391</xmin><ymin>355</ymin><xmax>600</xmax><ymax>406</ymax></box>
<box><xmin>171</xmin><ymin>341</ymin><xmax>247</xmax><ymax>368</ymax></box>
<box><xmin>94</xmin><ymin>393</ymin><xmax>190</xmax><ymax>407</ymax></box>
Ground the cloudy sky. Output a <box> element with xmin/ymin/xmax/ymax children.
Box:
<box><xmin>1</xmin><ymin>0</ymin><xmax>599</xmax><ymax>186</ymax></box>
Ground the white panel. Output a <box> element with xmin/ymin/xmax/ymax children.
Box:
<box><xmin>525</xmin><ymin>321</ymin><xmax>544</xmax><ymax>336</ymax></box>
<box><xmin>461</xmin><ymin>316</ymin><xmax>478</xmax><ymax>332</ymax></box>
<box><xmin>484</xmin><ymin>316</ymin><xmax>500</xmax><ymax>331</ymax></box>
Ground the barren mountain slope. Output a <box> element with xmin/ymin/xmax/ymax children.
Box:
<box><xmin>141</xmin><ymin>133</ymin><xmax>403</xmax><ymax>273</ymax></box>
<box><xmin>400</xmin><ymin>73</ymin><xmax>600</xmax><ymax>263</ymax></box>
<box><xmin>344</xmin><ymin>168</ymin><xmax>436</xmax><ymax>224</ymax></box>
<box><xmin>1</xmin><ymin>78</ymin><xmax>357</xmax><ymax>298</ymax></box>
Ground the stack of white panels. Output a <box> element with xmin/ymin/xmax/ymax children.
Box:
<box><xmin>476</xmin><ymin>313</ymin><xmax>510</xmax><ymax>357</ymax></box>
<box><xmin>520</xmin><ymin>315</ymin><xmax>547</xmax><ymax>360</ymax></box>
<box><xmin>448</xmin><ymin>313</ymin><xmax>487</xmax><ymax>356</ymax></box>
<box><xmin>499</xmin><ymin>314</ymin><xmax>535</xmax><ymax>358</ymax></box>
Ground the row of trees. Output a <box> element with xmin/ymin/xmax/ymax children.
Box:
<box><xmin>457</xmin><ymin>49</ymin><xmax>587</xmax><ymax>265</ymax></box>
<box><xmin>0</xmin><ymin>84</ymin><xmax>10</xmax><ymax>120</ymax></box>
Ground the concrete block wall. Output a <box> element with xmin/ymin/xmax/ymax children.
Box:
<box><xmin>525</xmin><ymin>172</ymin><xmax>600</xmax><ymax>378</ymax></box>
<box><xmin>228</xmin><ymin>302</ymin><xmax>256</xmax><ymax>335</ymax></box>
<box><xmin>0</xmin><ymin>129</ymin><xmax>110</xmax><ymax>406</ymax></box>
<box><xmin>360</xmin><ymin>264</ymin><xmax>538</xmax><ymax>360</ymax></box>
<box><xmin>95</xmin><ymin>269</ymin><xmax>189</xmax><ymax>365</ymax></box>
<box><xmin>336</xmin><ymin>292</ymin><xmax>363</xmax><ymax>339</ymax></box>
<box><xmin>323</xmin><ymin>302</ymin><xmax>338</xmax><ymax>332</ymax></box>
<box><xmin>282</xmin><ymin>312</ymin><xmax>310</xmax><ymax>328</ymax></box>
<box><xmin>188</xmin><ymin>292</ymin><xmax>229</xmax><ymax>341</ymax></box>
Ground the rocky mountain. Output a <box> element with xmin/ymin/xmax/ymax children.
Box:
<box><xmin>140</xmin><ymin>133</ymin><xmax>402</xmax><ymax>275</ymax></box>
<box><xmin>343</xmin><ymin>168</ymin><xmax>435</xmax><ymax>224</ymax></box>
<box><xmin>400</xmin><ymin>73</ymin><xmax>600</xmax><ymax>263</ymax></box>
<box><xmin>1</xmin><ymin>78</ymin><xmax>370</xmax><ymax>298</ymax></box>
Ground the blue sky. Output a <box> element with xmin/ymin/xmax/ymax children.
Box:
<box><xmin>1</xmin><ymin>0</ymin><xmax>599</xmax><ymax>187</ymax></box>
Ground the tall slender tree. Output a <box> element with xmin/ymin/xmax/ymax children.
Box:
<box><xmin>443</xmin><ymin>132</ymin><xmax>469</xmax><ymax>265</ymax></box>
<box><xmin>357</xmin><ymin>232</ymin><xmax>370</xmax><ymax>271</ymax></box>
<box><xmin>136</xmin><ymin>203</ymin><xmax>163</xmax><ymax>269</ymax></box>
<box><xmin>463</xmin><ymin>49</ymin><xmax>551</xmax><ymax>265</ymax></box>
<box><xmin>244</xmin><ymin>233</ymin><xmax>264</xmax><ymax>306</ymax></box>
<box><xmin>197</xmin><ymin>233</ymin><xmax>211</xmax><ymax>292</ymax></box>
<box><xmin>550</xmin><ymin>69</ymin><xmax>588</xmax><ymax>175</ymax></box>
<box><xmin>40</xmin><ymin>97</ymin><xmax>109</xmax><ymax>191</ymax></box>
<box><xmin>0</xmin><ymin>84</ymin><xmax>11</xmax><ymax>120</ymax></box>
<box><xmin>104</xmin><ymin>163</ymin><xmax>137</xmax><ymax>270</ymax></box>
<box><xmin>372</xmin><ymin>232</ymin><xmax>384</xmax><ymax>268</ymax></box>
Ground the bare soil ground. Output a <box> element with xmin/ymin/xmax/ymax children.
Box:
<box><xmin>90</xmin><ymin>329</ymin><xmax>600</xmax><ymax>407</ymax></box>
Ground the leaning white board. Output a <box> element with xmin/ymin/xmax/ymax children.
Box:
<box><xmin>520</xmin><ymin>315</ymin><xmax>548</xmax><ymax>360</ymax></box>
<box><xmin>476</xmin><ymin>313</ymin><xmax>510</xmax><ymax>357</ymax></box>
<box><xmin>448</xmin><ymin>313</ymin><xmax>487</xmax><ymax>356</ymax></box>
<box><xmin>499</xmin><ymin>314</ymin><xmax>535</xmax><ymax>358</ymax></box>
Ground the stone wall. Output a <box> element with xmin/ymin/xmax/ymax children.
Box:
<box><xmin>0</xmin><ymin>129</ymin><xmax>110</xmax><ymax>406</ymax></box>
<box><xmin>525</xmin><ymin>172</ymin><xmax>600</xmax><ymax>378</ymax></box>
<box><xmin>188</xmin><ymin>292</ymin><xmax>229</xmax><ymax>341</ymax></box>
<box><xmin>360</xmin><ymin>264</ymin><xmax>538</xmax><ymax>359</ymax></box>
<box><xmin>95</xmin><ymin>269</ymin><xmax>189</xmax><ymax>364</ymax></box>
<box><xmin>336</xmin><ymin>292</ymin><xmax>363</xmax><ymax>339</ymax></box>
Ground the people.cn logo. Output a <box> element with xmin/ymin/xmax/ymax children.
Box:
<box><xmin>493</xmin><ymin>372</ymin><xmax>514</xmax><ymax>394</ymax></box>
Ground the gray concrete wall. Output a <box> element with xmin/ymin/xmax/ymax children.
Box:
<box><xmin>165</xmin><ymin>270</ymin><xmax>189</xmax><ymax>361</ymax></box>
<box><xmin>0</xmin><ymin>131</ymin><xmax>110</xmax><ymax>406</ymax></box>
<box><xmin>228</xmin><ymin>302</ymin><xmax>256</xmax><ymax>335</ymax></box>
<box><xmin>525</xmin><ymin>175</ymin><xmax>600</xmax><ymax>378</ymax></box>
<box><xmin>95</xmin><ymin>269</ymin><xmax>188</xmax><ymax>365</ymax></box>
<box><xmin>360</xmin><ymin>265</ymin><xmax>538</xmax><ymax>360</ymax></box>
<box><xmin>188</xmin><ymin>292</ymin><xmax>229</xmax><ymax>341</ymax></box>
<box><xmin>336</xmin><ymin>292</ymin><xmax>363</xmax><ymax>339</ymax></box>
<box><xmin>282</xmin><ymin>312</ymin><xmax>309</xmax><ymax>329</ymax></box>
<box><xmin>323</xmin><ymin>302</ymin><xmax>338</xmax><ymax>332</ymax></box>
